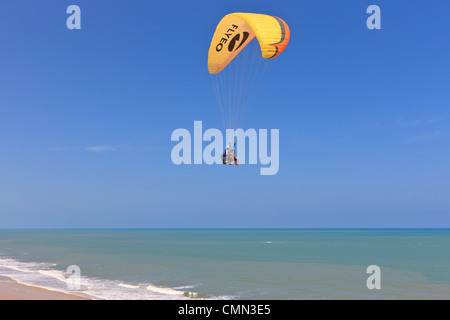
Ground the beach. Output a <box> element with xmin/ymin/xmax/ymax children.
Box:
<box><xmin>0</xmin><ymin>275</ymin><xmax>90</xmax><ymax>300</ymax></box>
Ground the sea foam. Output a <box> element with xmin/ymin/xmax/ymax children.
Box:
<box><xmin>0</xmin><ymin>256</ymin><xmax>225</xmax><ymax>300</ymax></box>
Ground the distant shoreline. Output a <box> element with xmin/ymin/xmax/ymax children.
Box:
<box><xmin>1</xmin><ymin>228</ymin><xmax>449</xmax><ymax>231</ymax></box>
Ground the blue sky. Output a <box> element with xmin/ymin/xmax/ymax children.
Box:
<box><xmin>0</xmin><ymin>0</ymin><xmax>449</xmax><ymax>228</ymax></box>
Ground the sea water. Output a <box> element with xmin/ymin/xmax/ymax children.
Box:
<box><xmin>0</xmin><ymin>229</ymin><xmax>449</xmax><ymax>299</ymax></box>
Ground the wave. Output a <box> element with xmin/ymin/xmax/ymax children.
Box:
<box><xmin>146</xmin><ymin>284</ymin><xmax>200</xmax><ymax>298</ymax></box>
<box><xmin>262</xmin><ymin>241</ymin><xmax>286</xmax><ymax>244</ymax></box>
<box><xmin>118</xmin><ymin>283</ymin><xmax>141</xmax><ymax>289</ymax></box>
<box><xmin>0</xmin><ymin>257</ymin><xmax>227</xmax><ymax>300</ymax></box>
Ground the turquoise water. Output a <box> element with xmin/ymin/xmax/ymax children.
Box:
<box><xmin>0</xmin><ymin>229</ymin><xmax>449</xmax><ymax>299</ymax></box>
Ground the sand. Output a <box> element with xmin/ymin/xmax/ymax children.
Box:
<box><xmin>0</xmin><ymin>276</ymin><xmax>91</xmax><ymax>300</ymax></box>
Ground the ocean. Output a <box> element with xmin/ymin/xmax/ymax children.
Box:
<box><xmin>0</xmin><ymin>229</ymin><xmax>449</xmax><ymax>299</ymax></box>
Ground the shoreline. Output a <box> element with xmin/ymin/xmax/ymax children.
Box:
<box><xmin>0</xmin><ymin>275</ymin><xmax>91</xmax><ymax>300</ymax></box>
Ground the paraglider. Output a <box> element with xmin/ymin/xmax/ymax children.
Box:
<box><xmin>208</xmin><ymin>13</ymin><xmax>290</xmax><ymax>165</ymax></box>
<box><xmin>221</xmin><ymin>139</ymin><xmax>239</xmax><ymax>166</ymax></box>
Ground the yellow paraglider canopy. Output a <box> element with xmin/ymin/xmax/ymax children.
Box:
<box><xmin>208</xmin><ymin>12</ymin><xmax>290</xmax><ymax>74</ymax></box>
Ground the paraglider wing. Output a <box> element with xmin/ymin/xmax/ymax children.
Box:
<box><xmin>208</xmin><ymin>12</ymin><xmax>290</xmax><ymax>74</ymax></box>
